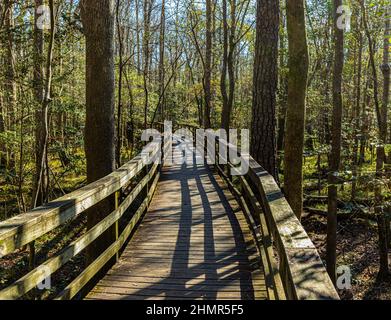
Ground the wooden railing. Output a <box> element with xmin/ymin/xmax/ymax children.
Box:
<box><xmin>0</xmin><ymin>139</ymin><xmax>169</xmax><ymax>300</ymax></box>
<box><xmin>0</xmin><ymin>121</ymin><xmax>339</xmax><ymax>300</ymax></box>
<box><xmin>179</xmin><ymin>124</ymin><xmax>339</xmax><ymax>300</ymax></box>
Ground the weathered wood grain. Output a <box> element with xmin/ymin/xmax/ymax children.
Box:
<box><xmin>215</xmin><ymin>136</ymin><xmax>339</xmax><ymax>300</ymax></box>
<box><xmin>55</xmin><ymin>172</ymin><xmax>160</xmax><ymax>300</ymax></box>
<box><xmin>0</xmin><ymin>164</ymin><xmax>159</xmax><ymax>300</ymax></box>
<box><xmin>87</xmin><ymin>145</ymin><xmax>268</xmax><ymax>300</ymax></box>
<box><xmin>0</xmin><ymin>132</ymin><xmax>340</xmax><ymax>301</ymax></box>
<box><xmin>0</xmin><ymin>143</ymin><xmax>160</xmax><ymax>256</ymax></box>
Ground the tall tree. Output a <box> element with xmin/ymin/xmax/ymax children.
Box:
<box><xmin>376</xmin><ymin>3</ymin><xmax>390</xmax><ymax>280</ymax></box>
<box><xmin>361</xmin><ymin>0</ymin><xmax>382</xmax><ymax>140</ymax></box>
<box><xmin>142</xmin><ymin>0</ymin><xmax>153</xmax><ymax>129</ymax></box>
<box><xmin>284</xmin><ymin>0</ymin><xmax>309</xmax><ymax>219</ymax></box>
<box><xmin>277</xmin><ymin>11</ymin><xmax>288</xmax><ymax>156</ymax></box>
<box><xmin>375</xmin><ymin>143</ymin><xmax>390</xmax><ymax>279</ymax></box>
<box><xmin>221</xmin><ymin>0</ymin><xmax>237</xmax><ymax>133</ymax></box>
<box><xmin>116</xmin><ymin>0</ymin><xmax>124</xmax><ymax>167</ymax></box>
<box><xmin>351</xmin><ymin>14</ymin><xmax>363</xmax><ymax>201</ymax></box>
<box><xmin>80</xmin><ymin>0</ymin><xmax>116</xmax><ymax>264</ymax></box>
<box><xmin>135</xmin><ymin>0</ymin><xmax>141</xmax><ymax>75</ymax></box>
<box><xmin>3</xmin><ymin>0</ymin><xmax>16</xmax><ymax>169</ymax></box>
<box><xmin>33</xmin><ymin>0</ymin><xmax>44</xmax><ymax>107</ymax></box>
<box><xmin>250</xmin><ymin>0</ymin><xmax>279</xmax><ymax>179</ymax></box>
<box><xmin>204</xmin><ymin>0</ymin><xmax>213</xmax><ymax>128</ymax></box>
<box><xmin>0</xmin><ymin>96</ymin><xmax>4</xmax><ymax>166</ymax></box>
<box><xmin>31</xmin><ymin>0</ymin><xmax>46</xmax><ymax>208</ymax></box>
<box><xmin>220</xmin><ymin>0</ymin><xmax>229</xmax><ymax>131</ymax></box>
<box><xmin>382</xmin><ymin>4</ymin><xmax>390</xmax><ymax>143</ymax></box>
<box><xmin>0</xmin><ymin>0</ymin><xmax>12</xmax><ymax>168</ymax></box>
<box><xmin>158</xmin><ymin>0</ymin><xmax>166</xmax><ymax>122</ymax></box>
<box><xmin>327</xmin><ymin>0</ymin><xmax>344</xmax><ymax>285</ymax></box>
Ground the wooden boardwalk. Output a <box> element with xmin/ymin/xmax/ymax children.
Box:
<box><xmin>0</xmin><ymin>136</ymin><xmax>340</xmax><ymax>301</ymax></box>
<box><xmin>87</xmin><ymin>142</ymin><xmax>267</xmax><ymax>300</ymax></box>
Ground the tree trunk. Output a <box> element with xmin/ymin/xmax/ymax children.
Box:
<box><xmin>143</xmin><ymin>0</ymin><xmax>153</xmax><ymax>129</ymax></box>
<box><xmin>135</xmin><ymin>0</ymin><xmax>141</xmax><ymax>75</ymax></box>
<box><xmin>221</xmin><ymin>0</ymin><xmax>237</xmax><ymax>134</ymax></box>
<box><xmin>376</xmin><ymin>5</ymin><xmax>390</xmax><ymax>280</ymax></box>
<box><xmin>284</xmin><ymin>0</ymin><xmax>309</xmax><ymax>219</ymax></box>
<box><xmin>3</xmin><ymin>0</ymin><xmax>16</xmax><ymax>170</ymax></box>
<box><xmin>0</xmin><ymin>96</ymin><xmax>4</xmax><ymax>141</ymax></box>
<box><xmin>220</xmin><ymin>0</ymin><xmax>229</xmax><ymax>131</ymax></box>
<box><xmin>250</xmin><ymin>0</ymin><xmax>279</xmax><ymax>180</ymax></box>
<box><xmin>361</xmin><ymin>0</ymin><xmax>382</xmax><ymax>141</ymax></box>
<box><xmin>0</xmin><ymin>1</ymin><xmax>6</xmax><ymax>166</ymax></box>
<box><xmin>382</xmin><ymin>5</ymin><xmax>390</xmax><ymax>144</ymax></box>
<box><xmin>327</xmin><ymin>0</ymin><xmax>344</xmax><ymax>285</ymax></box>
<box><xmin>360</xmin><ymin>62</ymin><xmax>371</xmax><ymax>165</ymax></box>
<box><xmin>226</xmin><ymin>0</ymin><xmax>236</xmax><ymax>132</ymax></box>
<box><xmin>204</xmin><ymin>0</ymin><xmax>213</xmax><ymax>128</ymax></box>
<box><xmin>375</xmin><ymin>146</ymin><xmax>390</xmax><ymax>280</ymax></box>
<box><xmin>31</xmin><ymin>0</ymin><xmax>55</xmax><ymax>209</ymax></box>
<box><xmin>158</xmin><ymin>0</ymin><xmax>166</xmax><ymax>122</ymax></box>
<box><xmin>124</xmin><ymin>63</ymin><xmax>135</xmax><ymax>152</ymax></box>
<box><xmin>352</xmin><ymin>23</ymin><xmax>363</xmax><ymax>201</ymax></box>
<box><xmin>277</xmin><ymin>13</ymin><xmax>287</xmax><ymax>154</ymax></box>
<box><xmin>116</xmin><ymin>0</ymin><xmax>124</xmax><ymax>167</ymax></box>
<box><xmin>81</xmin><ymin>0</ymin><xmax>116</xmax><ymax>265</ymax></box>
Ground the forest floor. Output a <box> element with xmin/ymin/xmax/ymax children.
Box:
<box><xmin>301</xmin><ymin>150</ymin><xmax>391</xmax><ymax>300</ymax></box>
<box><xmin>0</xmin><ymin>148</ymin><xmax>141</xmax><ymax>298</ymax></box>
<box><xmin>0</xmin><ymin>149</ymin><xmax>88</xmax><ymax>298</ymax></box>
<box><xmin>303</xmin><ymin>210</ymin><xmax>391</xmax><ymax>300</ymax></box>
<box><xmin>0</xmin><ymin>216</ymin><xmax>86</xmax><ymax>299</ymax></box>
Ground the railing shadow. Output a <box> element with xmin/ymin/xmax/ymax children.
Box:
<box><xmin>206</xmin><ymin>166</ymin><xmax>256</xmax><ymax>300</ymax></box>
<box><xmin>106</xmin><ymin>139</ymin><xmax>260</xmax><ymax>300</ymax></box>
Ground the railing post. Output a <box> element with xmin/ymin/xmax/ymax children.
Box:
<box><xmin>161</xmin><ymin>133</ymin><xmax>164</xmax><ymax>172</ymax></box>
<box><xmin>215</xmin><ymin>137</ymin><xmax>219</xmax><ymax>171</ymax></box>
<box><xmin>27</xmin><ymin>241</ymin><xmax>37</xmax><ymax>300</ymax></box>
<box><xmin>28</xmin><ymin>242</ymin><xmax>36</xmax><ymax>270</ymax></box>
<box><xmin>114</xmin><ymin>190</ymin><xmax>120</xmax><ymax>262</ymax></box>
<box><xmin>144</xmin><ymin>139</ymin><xmax>150</xmax><ymax>210</ymax></box>
<box><xmin>146</xmin><ymin>166</ymin><xmax>150</xmax><ymax>203</ymax></box>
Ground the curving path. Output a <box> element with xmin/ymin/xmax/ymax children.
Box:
<box><xmin>87</xmin><ymin>141</ymin><xmax>267</xmax><ymax>300</ymax></box>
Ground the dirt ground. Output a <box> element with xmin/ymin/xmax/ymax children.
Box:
<box><xmin>302</xmin><ymin>214</ymin><xmax>391</xmax><ymax>300</ymax></box>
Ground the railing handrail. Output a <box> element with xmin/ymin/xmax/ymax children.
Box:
<box><xmin>247</xmin><ymin>156</ymin><xmax>338</xmax><ymax>299</ymax></box>
<box><xmin>0</xmin><ymin>141</ymin><xmax>164</xmax><ymax>300</ymax></box>
<box><xmin>218</xmin><ymin>136</ymin><xmax>339</xmax><ymax>300</ymax></box>
<box><xmin>179</xmin><ymin>124</ymin><xmax>339</xmax><ymax>300</ymax></box>
<box><xmin>0</xmin><ymin>125</ymin><xmax>339</xmax><ymax>300</ymax></box>
<box><xmin>0</xmin><ymin>142</ymin><xmax>159</xmax><ymax>257</ymax></box>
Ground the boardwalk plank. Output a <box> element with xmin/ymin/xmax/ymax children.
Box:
<box><xmin>87</xmin><ymin>143</ymin><xmax>269</xmax><ymax>300</ymax></box>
